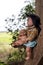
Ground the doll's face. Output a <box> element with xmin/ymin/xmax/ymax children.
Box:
<box><xmin>27</xmin><ymin>17</ymin><xmax>33</xmax><ymax>26</ymax></box>
<box><xmin>19</xmin><ymin>30</ymin><xmax>26</xmax><ymax>36</ymax></box>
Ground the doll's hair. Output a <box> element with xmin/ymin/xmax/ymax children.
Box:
<box><xmin>26</xmin><ymin>14</ymin><xmax>41</xmax><ymax>35</ymax></box>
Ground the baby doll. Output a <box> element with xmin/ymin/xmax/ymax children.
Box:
<box><xmin>12</xmin><ymin>29</ymin><xmax>27</xmax><ymax>47</ymax></box>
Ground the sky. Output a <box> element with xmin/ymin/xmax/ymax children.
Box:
<box><xmin>0</xmin><ymin>0</ymin><xmax>33</xmax><ymax>32</ymax></box>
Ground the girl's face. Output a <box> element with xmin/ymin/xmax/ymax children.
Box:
<box><xmin>27</xmin><ymin>17</ymin><xmax>33</xmax><ymax>26</ymax></box>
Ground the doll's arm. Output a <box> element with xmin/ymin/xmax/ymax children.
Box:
<box><xmin>14</xmin><ymin>40</ymin><xmax>23</xmax><ymax>45</ymax></box>
<box><xmin>11</xmin><ymin>40</ymin><xmax>20</xmax><ymax>47</ymax></box>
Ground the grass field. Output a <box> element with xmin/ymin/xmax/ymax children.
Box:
<box><xmin>0</xmin><ymin>32</ymin><xmax>13</xmax><ymax>44</ymax></box>
<box><xmin>0</xmin><ymin>32</ymin><xmax>14</xmax><ymax>62</ymax></box>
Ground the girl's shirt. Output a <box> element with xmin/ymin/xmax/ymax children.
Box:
<box><xmin>26</xmin><ymin>25</ymin><xmax>38</xmax><ymax>42</ymax></box>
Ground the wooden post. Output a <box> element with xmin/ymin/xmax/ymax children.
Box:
<box><xmin>35</xmin><ymin>0</ymin><xmax>43</xmax><ymax>24</ymax></box>
<box><xmin>24</xmin><ymin>0</ymin><xmax>43</xmax><ymax>65</ymax></box>
<box><xmin>35</xmin><ymin>0</ymin><xmax>43</xmax><ymax>56</ymax></box>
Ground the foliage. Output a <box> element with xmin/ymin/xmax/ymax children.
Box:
<box><xmin>5</xmin><ymin>2</ymin><xmax>35</xmax><ymax>32</ymax></box>
<box><xmin>8</xmin><ymin>47</ymin><xmax>26</xmax><ymax>63</ymax></box>
<box><xmin>18</xmin><ymin>3</ymin><xmax>35</xmax><ymax>21</ymax></box>
<box><xmin>12</xmin><ymin>29</ymin><xmax>19</xmax><ymax>41</ymax></box>
<box><xmin>5</xmin><ymin>14</ymin><xmax>15</xmax><ymax>32</ymax></box>
<box><xmin>0</xmin><ymin>47</ymin><xmax>26</xmax><ymax>65</ymax></box>
<box><xmin>0</xmin><ymin>62</ymin><xmax>7</xmax><ymax>65</ymax></box>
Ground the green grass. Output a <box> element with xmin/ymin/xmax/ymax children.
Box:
<box><xmin>0</xmin><ymin>32</ymin><xmax>12</xmax><ymax>44</ymax></box>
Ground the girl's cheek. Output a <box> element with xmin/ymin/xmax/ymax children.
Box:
<box><xmin>27</xmin><ymin>20</ymin><xmax>33</xmax><ymax>26</ymax></box>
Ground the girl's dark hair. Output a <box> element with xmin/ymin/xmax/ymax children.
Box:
<box><xmin>27</xmin><ymin>14</ymin><xmax>41</xmax><ymax>35</ymax></box>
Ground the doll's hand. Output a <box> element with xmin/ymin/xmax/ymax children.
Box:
<box><xmin>21</xmin><ymin>38</ymin><xmax>27</xmax><ymax>43</ymax></box>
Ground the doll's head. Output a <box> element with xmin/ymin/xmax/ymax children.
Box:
<box><xmin>19</xmin><ymin>29</ymin><xmax>26</xmax><ymax>36</ymax></box>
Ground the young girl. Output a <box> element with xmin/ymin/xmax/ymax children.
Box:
<box><xmin>12</xmin><ymin>14</ymin><xmax>41</xmax><ymax>60</ymax></box>
<box><xmin>23</xmin><ymin>14</ymin><xmax>41</xmax><ymax>60</ymax></box>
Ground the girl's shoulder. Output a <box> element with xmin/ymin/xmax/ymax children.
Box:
<box><xmin>32</xmin><ymin>27</ymin><xmax>38</xmax><ymax>32</ymax></box>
